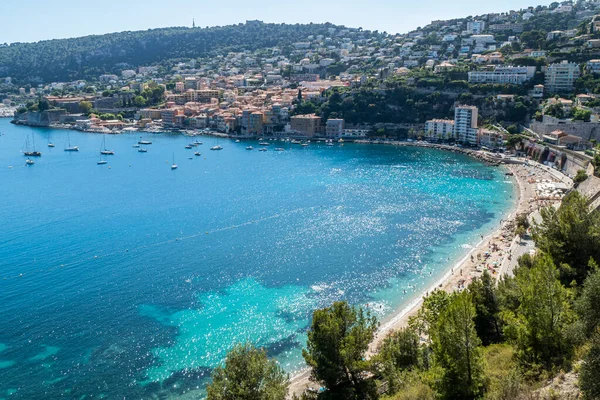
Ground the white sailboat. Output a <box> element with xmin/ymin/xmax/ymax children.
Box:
<box><xmin>171</xmin><ymin>153</ymin><xmax>178</xmax><ymax>170</ymax></box>
<box><xmin>100</xmin><ymin>134</ymin><xmax>115</xmax><ymax>155</ymax></box>
<box><xmin>64</xmin><ymin>132</ymin><xmax>79</xmax><ymax>152</ymax></box>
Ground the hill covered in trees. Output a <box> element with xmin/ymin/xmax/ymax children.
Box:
<box><xmin>0</xmin><ymin>21</ymin><xmax>365</xmax><ymax>84</ymax></box>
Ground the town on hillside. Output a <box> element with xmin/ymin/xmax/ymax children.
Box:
<box><xmin>3</xmin><ymin>2</ymin><xmax>600</xmax><ymax>176</ymax></box>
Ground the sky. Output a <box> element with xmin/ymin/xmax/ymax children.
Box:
<box><xmin>1</xmin><ymin>0</ymin><xmax>554</xmax><ymax>44</ymax></box>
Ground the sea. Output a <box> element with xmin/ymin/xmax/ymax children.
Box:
<box><xmin>0</xmin><ymin>118</ymin><xmax>515</xmax><ymax>399</ymax></box>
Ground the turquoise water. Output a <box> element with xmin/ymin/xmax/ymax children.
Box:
<box><xmin>0</xmin><ymin>118</ymin><xmax>515</xmax><ymax>399</ymax></box>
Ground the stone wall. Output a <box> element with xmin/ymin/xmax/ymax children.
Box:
<box><xmin>530</xmin><ymin>121</ymin><xmax>600</xmax><ymax>142</ymax></box>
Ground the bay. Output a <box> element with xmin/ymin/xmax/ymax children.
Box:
<box><xmin>0</xmin><ymin>118</ymin><xmax>514</xmax><ymax>399</ymax></box>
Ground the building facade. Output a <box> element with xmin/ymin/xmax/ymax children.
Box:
<box><xmin>325</xmin><ymin>119</ymin><xmax>344</xmax><ymax>138</ymax></box>
<box><xmin>454</xmin><ymin>105</ymin><xmax>479</xmax><ymax>145</ymax></box>
<box><xmin>424</xmin><ymin>119</ymin><xmax>455</xmax><ymax>140</ymax></box>
<box><xmin>290</xmin><ymin>114</ymin><xmax>321</xmax><ymax>137</ymax></box>
<box><xmin>468</xmin><ymin>66</ymin><xmax>536</xmax><ymax>84</ymax></box>
<box><xmin>545</xmin><ymin>61</ymin><xmax>580</xmax><ymax>93</ymax></box>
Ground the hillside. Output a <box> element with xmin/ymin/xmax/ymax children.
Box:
<box><xmin>0</xmin><ymin>21</ymin><xmax>366</xmax><ymax>83</ymax></box>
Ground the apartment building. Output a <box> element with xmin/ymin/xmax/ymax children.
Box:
<box><xmin>545</xmin><ymin>61</ymin><xmax>580</xmax><ymax>93</ymax></box>
<box><xmin>325</xmin><ymin>119</ymin><xmax>344</xmax><ymax>138</ymax></box>
<box><xmin>290</xmin><ymin>114</ymin><xmax>321</xmax><ymax>137</ymax></box>
<box><xmin>587</xmin><ymin>59</ymin><xmax>600</xmax><ymax>74</ymax></box>
<box><xmin>454</xmin><ymin>105</ymin><xmax>479</xmax><ymax>145</ymax></box>
<box><xmin>468</xmin><ymin>66</ymin><xmax>536</xmax><ymax>84</ymax></box>
<box><xmin>424</xmin><ymin>119</ymin><xmax>455</xmax><ymax>140</ymax></box>
<box><xmin>466</xmin><ymin>21</ymin><xmax>486</xmax><ymax>34</ymax></box>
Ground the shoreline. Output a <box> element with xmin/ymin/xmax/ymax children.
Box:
<box><xmin>288</xmin><ymin>155</ymin><xmax>571</xmax><ymax>398</ymax></box>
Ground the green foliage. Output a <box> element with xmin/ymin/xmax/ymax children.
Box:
<box><xmin>381</xmin><ymin>369</ymin><xmax>437</xmax><ymax>400</ymax></box>
<box><xmin>410</xmin><ymin>289</ymin><xmax>451</xmax><ymax>338</ymax></box>
<box><xmin>133</xmin><ymin>95</ymin><xmax>147</xmax><ymax>107</ymax></box>
<box><xmin>376</xmin><ymin>327</ymin><xmax>421</xmax><ymax>393</ymax></box>
<box><xmin>504</xmin><ymin>253</ymin><xmax>575</xmax><ymax>370</ymax></box>
<box><xmin>79</xmin><ymin>100</ymin><xmax>92</xmax><ymax>114</ymax></box>
<box><xmin>532</xmin><ymin>191</ymin><xmax>600</xmax><ymax>285</ymax></box>
<box><xmin>572</xmin><ymin>108</ymin><xmax>592</xmax><ymax>122</ymax></box>
<box><xmin>302</xmin><ymin>301</ymin><xmax>379</xmax><ymax>398</ymax></box>
<box><xmin>576</xmin><ymin>263</ymin><xmax>600</xmax><ymax>336</ymax></box>
<box><xmin>206</xmin><ymin>343</ymin><xmax>289</xmax><ymax>400</ymax></box>
<box><xmin>515</xmin><ymin>214</ymin><xmax>530</xmax><ymax>231</ymax></box>
<box><xmin>580</xmin><ymin>331</ymin><xmax>600</xmax><ymax>400</ymax></box>
<box><xmin>483</xmin><ymin>344</ymin><xmax>523</xmax><ymax>400</ymax></box>
<box><xmin>0</xmin><ymin>22</ymin><xmax>382</xmax><ymax>83</ymax></box>
<box><xmin>574</xmin><ymin>169</ymin><xmax>588</xmax><ymax>183</ymax></box>
<box><xmin>544</xmin><ymin>103</ymin><xmax>564</xmax><ymax>119</ymax></box>
<box><xmin>469</xmin><ymin>271</ymin><xmax>502</xmax><ymax>345</ymax></box>
<box><xmin>431</xmin><ymin>291</ymin><xmax>485</xmax><ymax>399</ymax></box>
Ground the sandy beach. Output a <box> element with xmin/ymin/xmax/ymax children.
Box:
<box><xmin>288</xmin><ymin>155</ymin><xmax>572</xmax><ymax>398</ymax></box>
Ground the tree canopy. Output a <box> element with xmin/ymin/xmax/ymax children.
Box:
<box><xmin>206</xmin><ymin>343</ymin><xmax>289</xmax><ymax>400</ymax></box>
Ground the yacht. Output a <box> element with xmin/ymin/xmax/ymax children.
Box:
<box><xmin>185</xmin><ymin>144</ymin><xmax>193</xmax><ymax>149</ymax></box>
<box><xmin>193</xmin><ymin>141</ymin><xmax>203</xmax><ymax>145</ymax></box>
<box><xmin>23</xmin><ymin>135</ymin><xmax>42</xmax><ymax>157</ymax></box>
<box><xmin>194</xmin><ymin>151</ymin><xmax>201</xmax><ymax>156</ymax></box>
<box><xmin>246</xmin><ymin>146</ymin><xmax>254</xmax><ymax>150</ymax></box>
<box><xmin>301</xmin><ymin>143</ymin><xmax>309</xmax><ymax>147</ymax></box>
<box><xmin>47</xmin><ymin>143</ymin><xmax>55</xmax><ymax>148</ymax></box>
<box><xmin>138</xmin><ymin>136</ymin><xmax>152</xmax><ymax>145</ymax></box>
<box><xmin>258</xmin><ymin>148</ymin><xmax>267</xmax><ymax>152</ymax></box>
<box><xmin>97</xmin><ymin>160</ymin><xmax>108</xmax><ymax>165</ymax></box>
<box><xmin>171</xmin><ymin>153</ymin><xmax>178</xmax><ymax>170</ymax></box>
<box><xmin>210</xmin><ymin>145</ymin><xmax>223</xmax><ymax>151</ymax></box>
<box><xmin>258</xmin><ymin>141</ymin><xmax>270</xmax><ymax>146</ymax></box>
<box><xmin>235</xmin><ymin>140</ymin><xmax>240</xmax><ymax>143</ymax></box>
<box><xmin>25</xmin><ymin>158</ymin><xmax>35</xmax><ymax>165</ymax></box>
<box><xmin>138</xmin><ymin>147</ymin><xmax>148</xmax><ymax>153</ymax></box>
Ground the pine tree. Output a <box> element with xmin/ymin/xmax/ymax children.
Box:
<box><xmin>431</xmin><ymin>291</ymin><xmax>485</xmax><ymax>399</ymax></box>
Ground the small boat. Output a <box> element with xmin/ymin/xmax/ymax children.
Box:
<box><xmin>138</xmin><ymin>136</ymin><xmax>152</xmax><ymax>145</ymax></box>
<box><xmin>97</xmin><ymin>160</ymin><xmax>108</xmax><ymax>165</ymax></box>
<box><xmin>246</xmin><ymin>146</ymin><xmax>254</xmax><ymax>150</ymax></box>
<box><xmin>258</xmin><ymin>141</ymin><xmax>270</xmax><ymax>146</ymax></box>
<box><xmin>326</xmin><ymin>142</ymin><xmax>334</xmax><ymax>146</ymax></box>
<box><xmin>132</xmin><ymin>144</ymin><xmax>140</xmax><ymax>148</ymax></box>
<box><xmin>193</xmin><ymin>141</ymin><xmax>203</xmax><ymax>145</ymax></box>
<box><xmin>210</xmin><ymin>145</ymin><xmax>223</xmax><ymax>151</ymax></box>
<box><xmin>301</xmin><ymin>143</ymin><xmax>309</xmax><ymax>147</ymax></box>
<box><xmin>275</xmin><ymin>148</ymin><xmax>285</xmax><ymax>151</ymax></box>
<box><xmin>25</xmin><ymin>158</ymin><xmax>35</xmax><ymax>165</ymax></box>
<box><xmin>185</xmin><ymin>145</ymin><xmax>193</xmax><ymax>149</ymax></box>
<box><xmin>194</xmin><ymin>151</ymin><xmax>201</xmax><ymax>156</ymax></box>
<box><xmin>64</xmin><ymin>132</ymin><xmax>79</xmax><ymax>151</ymax></box>
<box><xmin>235</xmin><ymin>140</ymin><xmax>240</xmax><ymax>143</ymax></box>
<box><xmin>258</xmin><ymin>148</ymin><xmax>267</xmax><ymax>152</ymax></box>
<box><xmin>138</xmin><ymin>147</ymin><xmax>148</xmax><ymax>153</ymax></box>
<box><xmin>47</xmin><ymin>143</ymin><xmax>55</xmax><ymax>148</ymax></box>
<box><xmin>171</xmin><ymin>153</ymin><xmax>178</xmax><ymax>170</ymax></box>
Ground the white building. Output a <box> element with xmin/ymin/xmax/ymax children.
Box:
<box><xmin>468</xmin><ymin>66</ymin><xmax>536</xmax><ymax>84</ymax></box>
<box><xmin>545</xmin><ymin>61</ymin><xmax>580</xmax><ymax>93</ymax></box>
<box><xmin>424</xmin><ymin>119</ymin><xmax>455</xmax><ymax>140</ymax></box>
<box><xmin>466</xmin><ymin>21</ymin><xmax>486</xmax><ymax>34</ymax></box>
<box><xmin>325</xmin><ymin>119</ymin><xmax>344</xmax><ymax>138</ymax></box>
<box><xmin>454</xmin><ymin>105</ymin><xmax>479</xmax><ymax>145</ymax></box>
<box><xmin>587</xmin><ymin>59</ymin><xmax>600</xmax><ymax>74</ymax></box>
